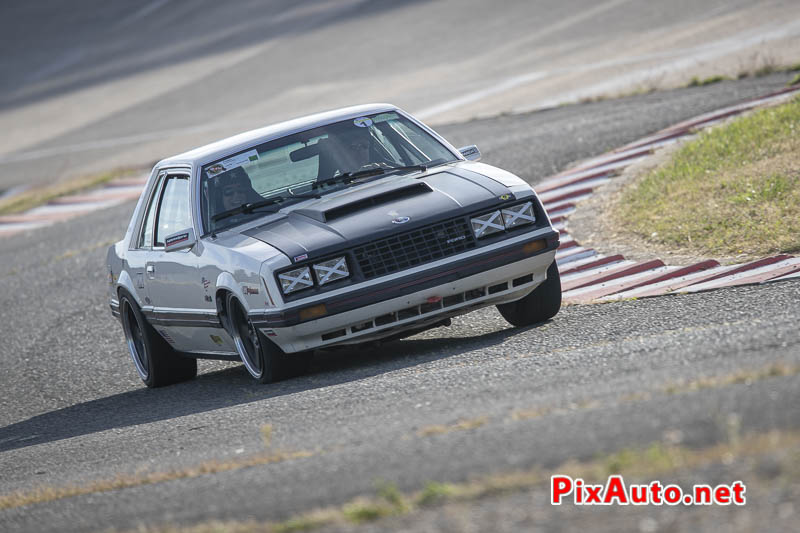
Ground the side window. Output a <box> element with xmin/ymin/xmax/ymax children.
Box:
<box><xmin>154</xmin><ymin>176</ymin><xmax>191</xmax><ymax>247</ymax></box>
<box><xmin>137</xmin><ymin>175</ymin><xmax>164</xmax><ymax>249</ymax></box>
<box><xmin>382</xmin><ymin>119</ymin><xmax>454</xmax><ymax>165</ymax></box>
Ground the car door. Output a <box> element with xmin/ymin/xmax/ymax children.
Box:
<box><xmin>126</xmin><ymin>170</ymin><xmax>166</xmax><ymax>310</ymax></box>
<box><xmin>145</xmin><ymin>171</ymin><xmax>230</xmax><ymax>354</ymax></box>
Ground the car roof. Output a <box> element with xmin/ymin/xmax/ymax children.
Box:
<box><xmin>156</xmin><ymin>103</ymin><xmax>399</xmax><ymax>168</ymax></box>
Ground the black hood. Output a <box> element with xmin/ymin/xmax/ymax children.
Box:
<box><xmin>242</xmin><ymin>165</ymin><xmax>514</xmax><ymax>262</ymax></box>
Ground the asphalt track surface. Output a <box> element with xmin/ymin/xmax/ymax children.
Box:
<box><xmin>1</xmin><ymin>73</ymin><xmax>799</xmax><ymax>532</ymax></box>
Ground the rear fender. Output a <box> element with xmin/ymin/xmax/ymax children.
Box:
<box><xmin>115</xmin><ymin>269</ymin><xmax>142</xmax><ymax>308</ymax></box>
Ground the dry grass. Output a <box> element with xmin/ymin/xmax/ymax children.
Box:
<box><xmin>617</xmin><ymin>96</ymin><xmax>800</xmax><ymax>258</ymax></box>
<box><xmin>0</xmin><ymin>449</ymin><xmax>313</xmax><ymax>511</ymax></box>
<box><xmin>0</xmin><ymin>168</ymin><xmax>141</xmax><ymax>216</ymax></box>
<box><xmin>509</xmin><ymin>406</ymin><xmax>556</xmax><ymax>421</ymax></box>
<box><xmin>663</xmin><ymin>362</ymin><xmax>800</xmax><ymax>394</ymax></box>
<box><xmin>416</xmin><ymin>416</ymin><xmax>488</xmax><ymax>437</ymax></box>
<box><xmin>260</xmin><ymin>424</ymin><xmax>273</xmax><ymax>448</ymax></box>
<box><xmin>688</xmin><ymin>75</ymin><xmax>730</xmax><ymax>87</ymax></box>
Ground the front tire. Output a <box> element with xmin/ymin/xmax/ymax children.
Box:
<box><xmin>497</xmin><ymin>260</ymin><xmax>562</xmax><ymax>327</ymax></box>
<box><xmin>224</xmin><ymin>293</ymin><xmax>311</xmax><ymax>383</ymax></box>
<box><xmin>120</xmin><ymin>294</ymin><xmax>197</xmax><ymax>387</ymax></box>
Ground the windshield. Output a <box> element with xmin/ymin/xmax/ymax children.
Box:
<box><xmin>200</xmin><ymin>111</ymin><xmax>458</xmax><ymax>233</ymax></box>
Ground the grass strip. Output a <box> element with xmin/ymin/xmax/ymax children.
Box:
<box><xmin>0</xmin><ymin>450</ymin><xmax>313</xmax><ymax>511</ymax></box>
<box><xmin>0</xmin><ymin>168</ymin><xmax>142</xmax><ymax>216</ymax></box>
<box><xmin>416</xmin><ymin>416</ymin><xmax>488</xmax><ymax>437</ymax></box>
<box><xmin>688</xmin><ymin>75</ymin><xmax>729</xmax><ymax>87</ymax></box>
<box><xmin>617</xmin><ymin>96</ymin><xmax>800</xmax><ymax>257</ymax></box>
<box><xmin>663</xmin><ymin>361</ymin><xmax>800</xmax><ymax>394</ymax></box>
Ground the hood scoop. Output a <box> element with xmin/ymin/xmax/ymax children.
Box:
<box><xmin>297</xmin><ymin>182</ymin><xmax>433</xmax><ymax>223</ymax></box>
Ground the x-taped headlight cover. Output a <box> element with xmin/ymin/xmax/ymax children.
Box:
<box><xmin>501</xmin><ymin>201</ymin><xmax>535</xmax><ymax>229</ymax></box>
<box><xmin>278</xmin><ymin>266</ymin><xmax>313</xmax><ymax>294</ymax></box>
<box><xmin>313</xmin><ymin>256</ymin><xmax>350</xmax><ymax>285</ymax></box>
<box><xmin>470</xmin><ymin>210</ymin><xmax>504</xmax><ymax>239</ymax></box>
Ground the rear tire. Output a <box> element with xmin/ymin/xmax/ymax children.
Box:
<box><xmin>120</xmin><ymin>294</ymin><xmax>197</xmax><ymax>388</ymax></box>
<box><xmin>496</xmin><ymin>260</ymin><xmax>562</xmax><ymax>327</ymax></box>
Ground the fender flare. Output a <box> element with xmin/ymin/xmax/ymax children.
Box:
<box><xmin>214</xmin><ymin>272</ymin><xmax>250</xmax><ymax>329</ymax></box>
<box><xmin>115</xmin><ymin>270</ymin><xmax>142</xmax><ymax>308</ymax></box>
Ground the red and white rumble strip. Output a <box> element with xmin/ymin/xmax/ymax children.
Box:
<box><xmin>540</xmin><ymin>84</ymin><xmax>800</xmax><ymax>303</ymax></box>
<box><xmin>551</xmin><ymin>475</ymin><xmax>746</xmax><ymax>506</ymax></box>
<box><xmin>0</xmin><ymin>175</ymin><xmax>147</xmax><ymax>237</ymax></box>
<box><xmin>2</xmin><ymin>86</ymin><xmax>799</xmax><ymax>302</ymax></box>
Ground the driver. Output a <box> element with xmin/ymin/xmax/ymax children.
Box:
<box><xmin>333</xmin><ymin>126</ymin><xmax>374</xmax><ymax>172</ymax></box>
<box><xmin>215</xmin><ymin>167</ymin><xmax>262</xmax><ymax>213</ymax></box>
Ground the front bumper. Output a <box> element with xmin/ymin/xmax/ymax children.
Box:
<box><xmin>252</xmin><ymin>228</ymin><xmax>558</xmax><ymax>352</ymax></box>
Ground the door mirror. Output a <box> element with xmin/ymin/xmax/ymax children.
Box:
<box><xmin>458</xmin><ymin>145</ymin><xmax>481</xmax><ymax>161</ymax></box>
<box><xmin>164</xmin><ymin>227</ymin><xmax>196</xmax><ymax>252</ymax></box>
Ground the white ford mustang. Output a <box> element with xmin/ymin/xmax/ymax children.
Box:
<box><xmin>108</xmin><ymin>104</ymin><xmax>561</xmax><ymax>387</ymax></box>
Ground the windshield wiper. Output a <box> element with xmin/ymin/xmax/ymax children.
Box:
<box><xmin>311</xmin><ymin>173</ymin><xmax>360</xmax><ymax>190</ymax></box>
<box><xmin>286</xmin><ymin>190</ymin><xmax>323</xmax><ymax>199</ymax></box>
<box><xmin>378</xmin><ymin>164</ymin><xmax>428</xmax><ymax>175</ymax></box>
<box><xmin>211</xmin><ymin>197</ymin><xmax>283</xmax><ymax>223</ymax></box>
<box><xmin>212</xmin><ymin>191</ymin><xmax>323</xmax><ymax>223</ymax></box>
<box><xmin>312</xmin><ymin>164</ymin><xmax>429</xmax><ymax>190</ymax></box>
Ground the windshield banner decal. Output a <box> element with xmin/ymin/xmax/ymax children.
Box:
<box><xmin>206</xmin><ymin>149</ymin><xmax>260</xmax><ymax>178</ymax></box>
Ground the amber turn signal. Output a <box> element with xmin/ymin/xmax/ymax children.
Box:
<box><xmin>299</xmin><ymin>304</ymin><xmax>327</xmax><ymax>321</ymax></box>
<box><xmin>522</xmin><ymin>239</ymin><xmax>547</xmax><ymax>254</ymax></box>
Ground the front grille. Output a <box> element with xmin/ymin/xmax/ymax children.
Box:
<box><xmin>353</xmin><ymin>217</ymin><xmax>476</xmax><ymax>280</ymax></box>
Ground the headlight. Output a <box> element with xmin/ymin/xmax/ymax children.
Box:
<box><xmin>501</xmin><ymin>202</ymin><xmax>535</xmax><ymax>229</ymax></box>
<box><xmin>313</xmin><ymin>256</ymin><xmax>349</xmax><ymax>285</ymax></box>
<box><xmin>471</xmin><ymin>210</ymin><xmax>504</xmax><ymax>238</ymax></box>
<box><xmin>278</xmin><ymin>266</ymin><xmax>313</xmax><ymax>294</ymax></box>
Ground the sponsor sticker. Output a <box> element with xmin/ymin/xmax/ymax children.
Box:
<box><xmin>165</xmin><ymin>232</ymin><xmax>189</xmax><ymax>247</ymax></box>
<box><xmin>243</xmin><ymin>285</ymin><xmax>260</xmax><ymax>295</ymax></box>
<box><xmin>353</xmin><ymin>117</ymin><xmax>373</xmax><ymax>128</ymax></box>
<box><xmin>209</xmin><ymin>334</ymin><xmax>224</xmax><ymax>346</ymax></box>
<box><xmin>499</xmin><ymin>194</ymin><xmax>512</xmax><ymax>201</ymax></box>
<box><xmin>294</xmin><ymin>253</ymin><xmax>308</xmax><ymax>262</ymax></box>
<box><xmin>206</xmin><ymin>149</ymin><xmax>260</xmax><ymax>178</ymax></box>
<box><xmin>461</xmin><ymin>146</ymin><xmax>478</xmax><ymax>158</ymax></box>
